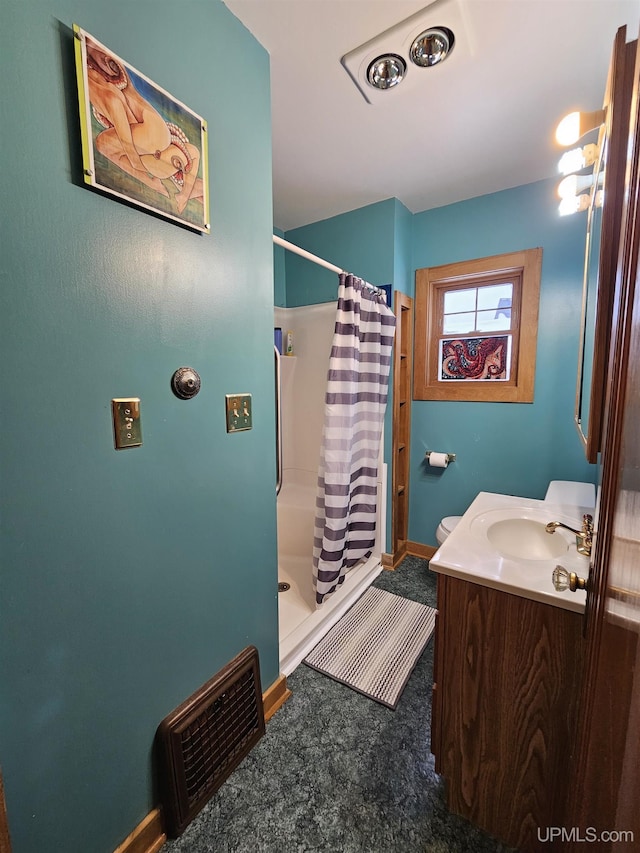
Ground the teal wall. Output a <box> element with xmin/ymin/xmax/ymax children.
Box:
<box><xmin>409</xmin><ymin>179</ymin><xmax>595</xmax><ymax>545</ymax></box>
<box><xmin>0</xmin><ymin>3</ymin><xmax>278</xmax><ymax>853</ymax></box>
<box><xmin>283</xmin><ymin>198</ymin><xmax>398</xmax><ymax>306</ymax></box>
<box><xmin>392</xmin><ymin>198</ymin><xmax>414</xmax><ymax>298</ymax></box>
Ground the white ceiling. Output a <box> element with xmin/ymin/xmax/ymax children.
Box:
<box><xmin>224</xmin><ymin>0</ymin><xmax>640</xmax><ymax>232</ymax></box>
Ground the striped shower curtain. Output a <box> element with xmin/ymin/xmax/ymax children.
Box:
<box><xmin>312</xmin><ymin>273</ymin><xmax>396</xmax><ymax>605</ymax></box>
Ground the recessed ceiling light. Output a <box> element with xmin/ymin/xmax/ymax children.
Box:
<box><xmin>366</xmin><ymin>54</ymin><xmax>407</xmax><ymax>90</ymax></box>
<box><xmin>410</xmin><ymin>27</ymin><xmax>455</xmax><ymax>67</ymax></box>
<box><xmin>341</xmin><ymin>2</ymin><xmax>470</xmax><ymax>104</ymax></box>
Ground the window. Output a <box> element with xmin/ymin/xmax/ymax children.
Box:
<box><xmin>413</xmin><ymin>248</ymin><xmax>542</xmax><ymax>402</ymax></box>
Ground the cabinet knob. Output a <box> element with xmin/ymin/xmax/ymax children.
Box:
<box><xmin>552</xmin><ymin>565</ymin><xmax>588</xmax><ymax>593</ymax></box>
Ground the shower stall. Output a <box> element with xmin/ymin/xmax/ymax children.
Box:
<box><xmin>274</xmin><ymin>301</ymin><xmax>386</xmax><ymax>675</ymax></box>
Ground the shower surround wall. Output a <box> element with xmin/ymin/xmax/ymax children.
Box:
<box><xmin>275</xmin><ymin>304</ymin><xmax>333</xmax><ymax>484</ymax></box>
<box><xmin>274</xmin><ymin>302</ymin><xmax>385</xmax><ymax>673</ymax></box>
<box><xmin>0</xmin><ymin>3</ymin><xmax>277</xmax><ymax>852</ymax></box>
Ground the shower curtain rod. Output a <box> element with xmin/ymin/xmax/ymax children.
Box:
<box><xmin>273</xmin><ymin>234</ymin><xmax>343</xmax><ymax>274</ymax></box>
<box><xmin>272</xmin><ymin>235</ymin><xmax>385</xmax><ymax>296</ymax></box>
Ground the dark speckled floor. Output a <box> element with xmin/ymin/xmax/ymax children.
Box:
<box><xmin>162</xmin><ymin>557</ymin><xmax>515</xmax><ymax>852</ymax></box>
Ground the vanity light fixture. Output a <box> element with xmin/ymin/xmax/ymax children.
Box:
<box><xmin>554</xmin><ymin>108</ymin><xmax>605</xmax><ymax>214</ymax></box>
<box><xmin>409</xmin><ymin>27</ymin><xmax>455</xmax><ymax>67</ymax></box>
<box><xmin>558</xmin><ymin>143</ymin><xmax>599</xmax><ymax>176</ymax></box>
<box><xmin>555</xmin><ymin>109</ymin><xmax>606</xmax><ymax>146</ymax></box>
<box><xmin>367</xmin><ymin>54</ymin><xmax>407</xmax><ymax>90</ymax></box>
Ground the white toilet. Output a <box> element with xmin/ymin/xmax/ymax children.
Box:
<box><xmin>543</xmin><ymin>479</ymin><xmax>595</xmax><ymax>507</ymax></box>
<box><xmin>436</xmin><ymin>515</ymin><xmax>462</xmax><ymax>546</ymax></box>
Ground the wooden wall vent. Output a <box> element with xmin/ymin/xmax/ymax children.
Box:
<box><xmin>156</xmin><ymin>646</ymin><xmax>265</xmax><ymax>837</ymax></box>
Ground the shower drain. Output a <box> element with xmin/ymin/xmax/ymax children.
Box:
<box><xmin>278</xmin><ymin>582</ymin><xmax>290</xmax><ymax>592</ymax></box>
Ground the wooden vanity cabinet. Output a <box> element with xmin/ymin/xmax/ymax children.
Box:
<box><xmin>431</xmin><ymin>573</ymin><xmax>584</xmax><ymax>852</ymax></box>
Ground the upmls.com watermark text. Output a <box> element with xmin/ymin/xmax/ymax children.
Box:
<box><xmin>538</xmin><ymin>827</ymin><xmax>634</xmax><ymax>844</ymax></box>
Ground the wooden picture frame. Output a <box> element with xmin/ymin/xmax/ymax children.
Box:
<box><xmin>413</xmin><ymin>249</ymin><xmax>541</xmax><ymax>403</ymax></box>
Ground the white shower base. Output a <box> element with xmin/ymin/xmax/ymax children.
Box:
<box><xmin>277</xmin><ymin>472</ymin><xmax>383</xmax><ymax>675</ymax></box>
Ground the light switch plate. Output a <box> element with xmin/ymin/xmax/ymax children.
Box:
<box><xmin>225</xmin><ymin>393</ymin><xmax>252</xmax><ymax>432</ymax></box>
<box><xmin>112</xmin><ymin>398</ymin><xmax>142</xmax><ymax>449</ymax></box>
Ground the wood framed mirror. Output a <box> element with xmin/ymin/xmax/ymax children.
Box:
<box><xmin>575</xmin><ymin>27</ymin><xmax>635</xmax><ymax>463</ymax></box>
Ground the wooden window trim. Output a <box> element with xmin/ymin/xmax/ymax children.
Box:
<box><xmin>413</xmin><ymin>248</ymin><xmax>542</xmax><ymax>402</ymax></box>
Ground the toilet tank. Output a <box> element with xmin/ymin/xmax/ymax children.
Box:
<box><xmin>544</xmin><ymin>480</ymin><xmax>596</xmax><ymax>509</ymax></box>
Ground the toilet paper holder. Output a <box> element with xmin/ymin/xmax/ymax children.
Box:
<box><xmin>425</xmin><ymin>451</ymin><xmax>456</xmax><ymax>463</ymax></box>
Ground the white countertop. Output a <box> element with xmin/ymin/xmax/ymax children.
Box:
<box><xmin>430</xmin><ymin>491</ymin><xmax>591</xmax><ymax>613</ymax></box>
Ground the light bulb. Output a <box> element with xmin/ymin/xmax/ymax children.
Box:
<box><xmin>558</xmin><ymin>174</ymin><xmax>590</xmax><ymax>199</ymax></box>
<box><xmin>559</xmin><ymin>193</ymin><xmax>591</xmax><ymax>216</ymax></box>
<box><xmin>367</xmin><ymin>54</ymin><xmax>406</xmax><ymax>90</ymax></box>
<box><xmin>410</xmin><ymin>27</ymin><xmax>455</xmax><ymax>67</ymax></box>
<box><xmin>556</xmin><ymin>112</ymin><xmax>580</xmax><ymax>146</ymax></box>
<box><xmin>555</xmin><ymin>109</ymin><xmax>606</xmax><ymax>146</ymax></box>
<box><xmin>558</xmin><ymin>143</ymin><xmax>599</xmax><ymax>176</ymax></box>
<box><xmin>558</xmin><ymin>148</ymin><xmax>584</xmax><ymax>175</ymax></box>
<box><xmin>557</xmin><ymin>171</ymin><xmax>604</xmax><ymax>200</ymax></box>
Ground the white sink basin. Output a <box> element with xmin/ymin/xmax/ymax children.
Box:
<box><xmin>430</xmin><ymin>491</ymin><xmax>589</xmax><ymax>614</ymax></box>
<box><xmin>468</xmin><ymin>503</ymin><xmax>576</xmax><ymax>562</ymax></box>
<box><xmin>486</xmin><ymin>518</ymin><xmax>569</xmax><ymax>560</ymax></box>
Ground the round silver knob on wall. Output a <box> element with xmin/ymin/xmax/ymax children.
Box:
<box><xmin>171</xmin><ymin>367</ymin><xmax>201</xmax><ymax>400</ymax></box>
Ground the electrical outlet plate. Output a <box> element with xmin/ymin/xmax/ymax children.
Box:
<box><xmin>112</xmin><ymin>398</ymin><xmax>142</xmax><ymax>449</ymax></box>
<box><xmin>225</xmin><ymin>394</ymin><xmax>252</xmax><ymax>432</ymax></box>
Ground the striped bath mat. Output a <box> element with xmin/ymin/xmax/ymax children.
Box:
<box><xmin>304</xmin><ymin>587</ymin><xmax>436</xmax><ymax>709</ymax></box>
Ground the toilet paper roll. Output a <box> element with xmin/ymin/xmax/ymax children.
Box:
<box><xmin>428</xmin><ymin>452</ymin><xmax>449</xmax><ymax>469</ymax></box>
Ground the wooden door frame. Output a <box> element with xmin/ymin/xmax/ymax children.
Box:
<box><xmin>567</xmin><ymin>29</ymin><xmax>640</xmax><ymax>848</ymax></box>
<box><xmin>387</xmin><ymin>291</ymin><xmax>413</xmax><ymax>568</ymax></box>
<box><xmin>0</xmin><ymin>771</ymin><xmax>11</xmax><ymax>853</ymax></box>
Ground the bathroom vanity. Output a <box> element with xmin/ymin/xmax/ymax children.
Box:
<box><xmin>430</xmin><ymin>491</ymin><xmax>591</xmax><ymax>852</ymax></box>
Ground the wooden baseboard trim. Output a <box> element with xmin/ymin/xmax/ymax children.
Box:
<box><xmin>383</xmin><ymin>541</ymin><xmax>439</xmax><ymax>568</ymax></box>
<box><xmin>113</xmin><ymin>675</ymin><xmax>291</xmax><ymax>853</ymax></box>
<box><xmin>113</xmin><ymin>807</ymin><xmax>165</xmax><ymax>853</ymax></box>
<box><xmin>382</xmin><ymin>545</ymin><xmax>408</xmax><ymax>570</ymax></box>
<box><xmin>263</xmin><ymin>674</ymin><xmax>291</xmax><ymax>722</ymax></box>
<box><xmin>407</xmin><ymin>541</ymin><xmax>437</xmax><ymax>560</ymax></box>
<box><xmin>381</xmin><ymin>552</ymin><xmax>395</xmax><ymax>569</ymax></box>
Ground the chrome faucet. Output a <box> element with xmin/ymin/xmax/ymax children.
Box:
<box><xmin>545</xmin><ymin>513</ymin><xmax>593</xmax><ymax>557</ymax></box>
